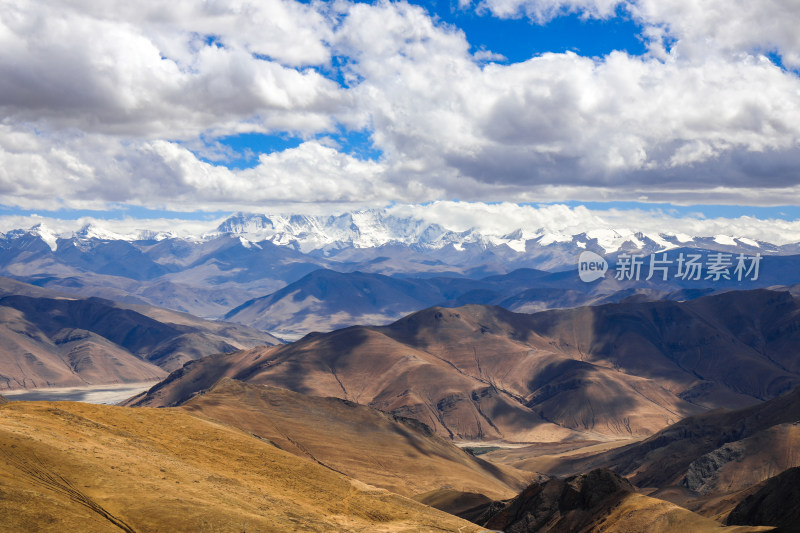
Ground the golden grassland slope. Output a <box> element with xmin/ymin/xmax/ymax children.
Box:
<box><xmin>0</xmin><ymin>400</ymin><xmax>486</xmax><ymax>533</ymax></box>
<box><xmin>480</xmin><ymin>469</ymin><xmax>771</xmax><ymax>533</ymax></box>
<box><xmin>586</xmin><ymin>493</ymin><xmax>773</xmax><ymax>533</ymax></box>
<box><xmin>180</xmin><ymin>378</ymin><xmax>531</xmax><ymax>500</ymax></box>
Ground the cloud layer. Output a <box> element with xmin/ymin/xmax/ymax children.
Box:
<box><xmin>4</xmin><ymin>202</ymin><xmax>800</xmax><ymax>247</ymax></box>
<box><xmin>1</xmin><ymin>0</ymin><xmax>800</xmax><ymax>210</ymax></box>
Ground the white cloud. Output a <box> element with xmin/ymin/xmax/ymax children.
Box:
<box><xmin>387</xmin><ymin>201</ymin><xmax>800</xmax><ymax>245</ymax></box>
<box><xmin>0</xmin><ymin>213</ymin><xmax>224</xmax><ymax>240</ymax></box>
<box><xmin>477</xmin><ymin>0</ymin><xmax>623</xmax><ymax>22</ymax></box>
<box><xmin>476</xmin><ymin>0</ymin><xmax>800</xmax><ymax>68</ymax></box>
<box><xmin>0</xmin><ymin>0</ymin><xmax>799</xmax><ymax>210</ymax></box>
<box><xmin>630</xmin><ymin>0</ymin><xmax>800</xmax><ymax>68</ymax></box>
<box><xmin>0</xmin><ymin>0</ymin><xmax>347</xmax><ymax>139</ymax></box>
<box><xmin>0</xmin><ymin>123</ymin><xmax>408</xmax><ymax>210</ymax></box>
<box><xmin>330</xmin><ymin>2</ymin><xmax>800</xmax><ymax>202</ymax></box>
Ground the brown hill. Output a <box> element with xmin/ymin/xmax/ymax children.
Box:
<box><xmin>727</xmin><ymin>467</ymin><xmax>800</xmax><ymax>532</ymax></box>
<box><xmin>0</xmin><ymin>277</ymin><xmax>280</xmax><ymax>390</ymax></box>
<box><xmin>479</xmin><ymin>468</ymin><xmax>769</xmax><ymax>533</ymax></box>
<box><xmin>521</xmin><ymin>289</ymin><xmax>800</xmax><ymax>406</ymax></box>
<box><xmin>0</xmin><ymin>400</ymin><xmax>484</xmax><ymax>532</ymax></box>
<box><xmin>485</xmin><ymin>384</ymin><xmax>800</xmax><ymax>523</ymax></box>
<box><xmin>180</xmin><ymin>378</ymin><xmax>530</xmax><ymax>499</ymax></box>
<box><xmin>128</xmin><ymin>305</ymin><xmax>708</xmax><ymax>441</ymax></box>
<box><xmin>0</xmin><ymin>303</ymin><xmax>166</xmax><ymax>389</ymax></box>
<box><xmin>598</xmin><ymin>385</ymin><xmax>800</xmax><ymax>490</ymax></box>
<box><xmin>130</xmin><ymin>290</ymin><xmax>800</xmax><ymax>441</ymax></box>
<box><xmin>127</xmin><ymin>322</ymin><xmax>581</xmax><ymax>441</ymax></box>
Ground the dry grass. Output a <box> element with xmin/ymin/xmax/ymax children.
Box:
<box><xmin>596</xmin><ymin>493</ymin><xmax>774</xmax><ymax>533</ymax></box>
<box><xmin>0</xmin><ymin>400</ymin><xmax>486</xmax><ymax>532</ymax></box>
<box><xmin>180</xmin><ymin>379</ymin><xmax>531</xmax><ymax>501</ymax></box>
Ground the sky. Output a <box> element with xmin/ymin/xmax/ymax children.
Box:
<box><xmin>1</xmin><ymin>0</ymin><xmax>800</xmax><ymax>235</ymax></box>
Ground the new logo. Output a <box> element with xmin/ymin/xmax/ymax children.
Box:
<box><xmin>578</xmin><ymin>251</ymin><xmax>608</xmax><ymax>282</ymax></box>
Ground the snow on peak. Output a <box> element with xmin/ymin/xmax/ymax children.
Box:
<box><xmin>738</xmin><ymin>237</ymin><xmax>760</xmax><ymax>247</ymax></box>
<box><xmin>671</xmin><ymin>233</ymin><xmax>695</xmax><ymax>243</ymax></box>
<box><xmin>213</xmin><ymin>210</ymin><xmax>459</xmax><ymax>252</ymax></box>
<box><xmin>75</xmin><ymin>223</ymin><xmax>136</xmax><ymax>241</ymax></box>
<box><xmin>34</xmin><ymin>224</ymin><xmax>59</xmax><ymax>252</ymax></box>
<box><xmin>212</xmin><ymin>210</ymin><xmax>744</xmax><ymax>255</ymax></box>
<box><xmin>713</xmin><ymin>234</ymin><xmax>738</xmax><ymax>246</ymax></box>
<box><xmin>3</xmin><ymin>207</ymin><xmax>788</xmax><ymax>258</ymax></box>
<box><xmin>7</xmin><ymin>223</ymin><xmax>60</xmax><ymax>251</ymax></box>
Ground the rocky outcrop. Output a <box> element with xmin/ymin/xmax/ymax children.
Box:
<box><xmin>481</xmin><ymin>468</ymin><xmax>634</xmax><ymax>532</ymax></box>
<box><xmin>682</xmin><ymin>441</ymin><xmax>745</xmax><ymax>494</ymax></box>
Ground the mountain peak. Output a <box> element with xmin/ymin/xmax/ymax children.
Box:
<box><xmin>5</xmin><ymin>223</ymin><xmax>60</xmax><ymax>251</ymax></box>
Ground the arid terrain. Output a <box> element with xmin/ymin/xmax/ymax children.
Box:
<box><xmin>130</xmin><ymin>289</ymin><xmax>800</xmax><ymax>443</ymax></box>
<box><xmin>4</xmin><ymin>0</ymin><xmax>800</xmax><ymax>528</ymax></box>
<box><xmin>0</xmin><ymin>277</ymin><xmax>280</xmax><ymax>390</ymax></box>
<box><xmin>0</xmin><ymin>399</ymin><xmax>486</xmax><ymax>532</ymax></box>
<box><xmin>3</xmin><ymin>273</ymin><xmax>800</xmax><ymax>531</ymax></box>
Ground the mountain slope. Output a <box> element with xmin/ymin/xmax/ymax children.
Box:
<box><xmin>727</xmin><ymin>467</ymin><xmax>800</xmax><ymax>532</ymax></box>
<box><xmin>133</xmin><ymin>290</ymin><xmax>800</xmax><ymax>442</ymax></box>
<box><xmin>504</xmin><ymin>384</ymin><xmax>800</xmax><ymax>522</ymax></box>
<box><xmin>0</xmin><ymin>278</ymin><xmax>280</xmax><ymax>390</ymax></box>
<box><xmin>0</xmin><ymin>302</ymin><xmax>167</xmax><ymax>389</ymax></box>
<box><xmin>180</xmin><ymin>378</ymin><xmax>530</xmax><ymax>499</ymax></box>
<box><xmin>131</xmin><ymin>304</ymin><xmax>710</xmax><ymax>441</ymax></box>
<box><xmin>604</xmin><ymin>385</ymin><xmax>800</xmax><ymax>490</ymax></box>
<box><xmin>224</xmin><ymin>269</ymin><xmax>450</xmax><ymax>338</ymax></box>
<box><xmin>224</xmin><ymin>267</ymin><xmax>599</xmax><ymax>339</ymax></box>
<box><xmin>0</xmin><ymin>400</ymin><xmax>483</xmax><ymax>532</ymax></box>
<box><xmin>519</xmin><ymin>289</ymin><xmax>800</xmax><ymax>406</ymax></box>
<box><xmin>479</xmin><ymin>469</ymin><xmax>768</xmax><ymax>533</ymax></box>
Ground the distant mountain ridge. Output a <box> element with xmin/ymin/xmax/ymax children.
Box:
<box><xmin>0</xmin><ymin>277</ymin><xmax>280</xmax><ymax>390</ymax></box>
<box><xmin>3</xmin><ymin>210</ymin><xmax>800</xmax><ymax>325</ymax></box>
<box><xmin>225</xmin><ymin>260</ymin><xmax>800</xmax><ymax>339</ymax></box>
<box><xmin>3</xmin><ymin>209</ymin><xmax>796</xmax><ymax>257</ymax></box>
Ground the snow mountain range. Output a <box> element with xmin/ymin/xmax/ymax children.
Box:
<box><xmin>2</xmin><ymin>208</ymin><xmax>800</xmax><ymax>338</ymax></box>
<box><xmin>4</xmin><ymin>209</ymin><xmax>796</xmax><ymax>258</ymax></box>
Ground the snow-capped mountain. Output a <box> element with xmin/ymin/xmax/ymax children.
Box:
<box><xmin>211</xmin><ymin>210</ymin><xmax>457</xmax><ymax>253</ymax></box>
<box><xmin>0</xmin><ymin>209</ymin><xmax>792</xmax><ymax>259</ymax></box>
<box><xmin>4</xmin><ymin>223</ymin><xmax>60</xmax><ymax>252</ymax></box>
<box><xmin>2</xmin><ymin>208</ymin><xmax>800</xmax><ymax>330</ymax></box>
<box><xmin>205</xmin><ymin>210</ymin><xmax>784</xmax><ymax>257</ymax></box>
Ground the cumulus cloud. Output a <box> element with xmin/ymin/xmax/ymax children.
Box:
<box><xmin>387</xmin><ymin>201</ymin><xmax>800</xmax><ymax>245</ymax></box>
<box><xmin>331</xmin><ymin>2</ymin><xmax>800</xmax><ymax>201</ymax></box>
<box><xmin>0</xmin><ymin>0</ymin><xmax>349</xmax><ymax>138</ymax></box>
<box><xmin>0</xmin><ymin>124</ymin><xmax>410</xmax><ymax>210</ymax></box>
<box><xmin>630</xmin><ymin>0</ymin><xmax>800</xmax><ymax>67</ymax></box>
<box><xmin>476</xmin><ymin>0</ymin><xmax>800</xmax><ymax>67</ymax></box>
<box><xmin>476</xmin><ymin>0</ymin><xmax>623</xmax><ymax>22</ymax></box>
<box><xmin>0</xmin><ymin>0</ymin><xmax>799</xmax><ymax>209</ymax></box>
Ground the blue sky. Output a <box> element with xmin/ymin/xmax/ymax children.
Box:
<box><xmin>201</xmin><ymin>3</ymin><xmax>651</xmax><ymax>172</ymax></box>
<box><xmin>410</xmin><ymin>1</ymin><xmax>648</xmax><ymax>60</ymax></box>
<box><xmin>1</xmin><ymin>0</ymin><xmax>800</xmax><ymax>229</ymax></box>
